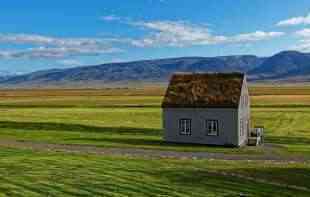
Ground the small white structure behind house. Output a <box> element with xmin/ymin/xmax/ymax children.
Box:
<box><xmin>248</xmin><ymin>127</ymin><xmax>264</xmax><ymax>146</ymax></box>
<box><xmin>162</xmin><ymin>72</ymin><xmax>250</xmax><ymax>147</ymax></box>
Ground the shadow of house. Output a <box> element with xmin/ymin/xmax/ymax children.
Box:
<box><xmin>0</xmin><ymin>121</ymin><xmax>162</xmax><ymax>136</ymax></box>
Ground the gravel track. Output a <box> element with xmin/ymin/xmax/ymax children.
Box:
<box><xmin>0</xmin><ymin>139</ymin><xmax>307</xmax><ymax>162</ymax></box>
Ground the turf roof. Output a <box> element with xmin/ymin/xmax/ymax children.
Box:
<box><xmin>162</xmin><ymin>72</ymin><xmax>245</xmax><ymax>108</ymax></box>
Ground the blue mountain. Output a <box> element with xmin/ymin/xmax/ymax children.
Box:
<box><xmin>1</xmin><ymin>51</ymin><xmax>309</xmax><ymax>87</ymax></box>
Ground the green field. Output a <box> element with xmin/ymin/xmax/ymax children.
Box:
<box><xmin>0</xmin><ymin>88</ymin><xmax>310</xmax><ymax>155</ymax></box>
<box><xmin>0</xmin><ymin>148</ymin><xmax>309</xmax><ymax>197</ymax></box>
<box><xmin>0</xmin><ymin>87</ymin><xmax>309</xmax><ymax>196</ymax></box>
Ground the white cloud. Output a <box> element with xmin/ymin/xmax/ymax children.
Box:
<box><xmin>58</xmin><ymin>59</ymin><xmax>83</xmax><ymax>66</ymax></box>
<box><xmin>0</xmin><ymin>51</ymin><xmax>13</xmax><ymax>58</ymax></box>
<box><xmin>230</xmin><ymin>31</ymin><xmax>285</xmax><ymax>42</ymax></box>
<box><xmin>0</xmin><ymin>17</ymin><xmax>287</xmax><ymax>59</ymax></box>
<box><xmin>0</xmin><ymin>34</ymin><xmax>54</xmax><ymax>45</ymax></box>
<box><xmin>0</xmin><ymin>46</ymin><xmax>121</xmax><ymax>59</ymax></box>
<box><xmin>277</xmin><ymin>13</ymin><xmax>310</xmax><ymax>26</ymax></box>
<box><xmin>121</xmin><ymin>20</ymin><xmax>285</xmax><ymax>47</ymax></box>
<box><xmin>128</xmin><ymin>21</ymin><xmax>226</xmax><ymax>47</ymax></box>
<box><xmin>0</xmin><ymin>33</ymin><xmax>123</xmax><ymax>59</ymax></box>
<box><xmin>101</xmin><ymin>15</ymin><xmax>121</xmax><ymax>22</ymax></box>
<box><xmin>296</xmin><ymin>28</ymin><xmax>310</xmax><ymax>38</ymax></box>
<box><xmin>0</xmin><ymin>33</ymin><xmax>116</xmax><ymax>48</ymax></box>
<box><xmin>147</xmin><ymin>0</ymin><xmax>166</xmax><ymax>4</ymax></box>
<box><xmin>291</xmin><ymin>28</ymin><xmax>310</xmax><ymax>52</ymax></box>
<box><xmin>291</xmin><ymin>39</ymin><xmax>310</xmax><ymax>52</ymax></box>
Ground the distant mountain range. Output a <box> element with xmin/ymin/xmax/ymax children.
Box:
<box><xmin>0</xmin><ymin>70</ymin><xmax>19</xmax><ymax>81</ymax></box>
<box><xmin>1</xmin><ymin>50</ymin><xmax>310</xmax><ymax>88</ymax></box>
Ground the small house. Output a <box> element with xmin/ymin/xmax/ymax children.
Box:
<box><xmin>162</xmin><ymin>72</ymin><xmax>250</xmax><ymax>147</ymax></box>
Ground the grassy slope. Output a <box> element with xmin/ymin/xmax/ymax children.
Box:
<box><xmin>0</xmin><ymin>148</ymin><xmax>309</xmax><ymax>197</ymax></box>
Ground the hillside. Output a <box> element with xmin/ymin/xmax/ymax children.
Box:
<box><xmin>249</xmin><ymin>51</ymin><xmax>310</xmax><ymax>81</ymax></box>
<box><xmin>1</xmin><ymin>50</ymin><xmax>310</xmax><ymax>88</ymax></box>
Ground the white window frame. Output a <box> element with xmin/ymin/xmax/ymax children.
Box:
<box><xmin>206</xmin><ymin>120</ymin><xmax>219</xmax><ymax>136</ymax></box>
<box><xmin>179</xmin><ymin>119</ymin><xmax>191</xmax><ymax>136</ymax></box>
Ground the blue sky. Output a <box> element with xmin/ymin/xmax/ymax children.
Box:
<box><xmin>1</xmin><ymin>0</ymin><xmax>310</xmax><ymax>73</ymax></box>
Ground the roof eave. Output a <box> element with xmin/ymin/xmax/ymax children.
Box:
<box><xmin>161</xmin><ymin>104</ymin><xmax>239</xmax><ymax>109</ymax></box>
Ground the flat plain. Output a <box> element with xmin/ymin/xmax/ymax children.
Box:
<box><xmin>0</xmin><ymin>86</ymin><xmax>309</xmax><ymax>196</ymax></box>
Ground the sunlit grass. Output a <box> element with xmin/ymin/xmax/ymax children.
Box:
<box><xmin>0</xmin><ymin>148</ymin><xmax>308</xmax><ymax>196</ymax></box>
<box><xmin>0</xmin><ymin>88</ymin><xmax>309</xmax><ymax>155</ymax></box>
<box><xmin>0</xmin><ymin>87</ymin><xmax>309</xmax><ymax>196</ymax></box>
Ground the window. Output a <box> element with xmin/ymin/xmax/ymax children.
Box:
<box><xmin>206</xmin><ymin>120</ymin><xmax>219</xmax><ymax>136</ymax></box>
<box><xmin>179</xmin><ymin>119</ymin><xmax>191</xmax><ymax>135</ymax></box>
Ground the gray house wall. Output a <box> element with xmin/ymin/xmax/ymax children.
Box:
<box><xmin>237</xmin><ymin>77</ymin><xmax>250</xmax><ymax>146</ymax></box>
<box><xmin>163</xmin><ymin>108</ymin><xmax>239</xmax><ymax>146</ymax></box>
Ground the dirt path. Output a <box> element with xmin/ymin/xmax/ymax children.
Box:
<box><xmin>0</xmin><ymin>139</ymin><xmax>307</xmax><ymax>162</ymax></box>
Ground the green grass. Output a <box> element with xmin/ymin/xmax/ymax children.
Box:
<box><xmin>0</xmin><ymin>89</ymin><xmax>309</xmax><ymax>155</ymax></box>
<box><xmin>0</xmin><ymin>88</ymin><xmax>310</xmax><ymax>196</ymax></box>
<box><xmin>0</xmin><ymin>106</ymin><xmax>306</xmax><ymax>155</ymax></box>
<box><xmin>0</xmin><ymin>95</ymin><xmax>163</xmax><ymax>108</ymax></box>
<box><xmin>0</xmin><ymin>107</ymin><xmax>262</xmax><ymax>154</ymax></box>
<box><xmin>253</xmin><ymin>107</ymin><xmax>310</xmax><ymax>155</ymax></box>
<box><xmin>0</xmin><ymin>148</ymin><xmax>309</xmax><ymax>196</ymax></box>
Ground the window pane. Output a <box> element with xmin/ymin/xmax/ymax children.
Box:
<box><xmin>207</xmin><ymin>120</ymin><xmax>218</xmax><ymax>136</ymax></box>
<box><xmin>180</xmin><ymin>119</ymin><xmax>191</xmax><ymax>135</ymax></box>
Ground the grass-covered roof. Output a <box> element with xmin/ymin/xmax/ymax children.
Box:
<box><xmin>162</xmin><ymin>72</ymin><xmax>244</xmax><ymax>108</ymax></box>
